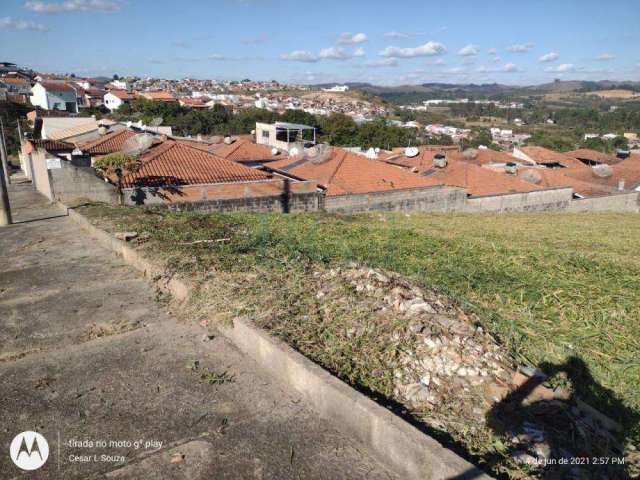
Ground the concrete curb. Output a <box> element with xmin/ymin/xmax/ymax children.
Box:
<box><xmin>66</xmin><ymin>206</ymin><xmax>491</xmax><ymax>480</ymax></box>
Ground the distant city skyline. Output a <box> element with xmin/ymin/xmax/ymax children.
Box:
<box><xmin>1</xmin><ymin>0</ymin><xmax>639</xmax><ymax>85</ymax></box>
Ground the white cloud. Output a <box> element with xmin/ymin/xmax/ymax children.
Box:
<box><xmin>337</xmin><ymin>32</ymin><xmax>367</xmax><ymax>45</ymax></box>
<box><xmin>383</xmin><ymin>31</ymin><xmax>428</xmax><ymax>39</ymax></box>
<box><xmin>0</xmin><ymin>16</ymin><xmax>48</xmax><ymax>31</ymax></box>
<box><xmin>280</xmin><ymin>50</ymin><xmax>318</xmax><ymax>63</ymax></box>
<box><xmin>545</xmin><ymin>63</ymin><xmax>575</xmax><ymax>73</ymax></box>
<box><xmin>362</xmin><ymin>58</ymin><xmax>398</xmax><ymax>67</ymax></box>
<box><xmin>353</xmin><ymin>47</ymin><xmax>365</xmax><ymax>57</ymax></box>
<box><xmin>507</xmin><ymin>43</ymin><xmax>534</xmax><ymax>53</ymax></box>
<box><xmin>319</xmin><ymin>47</ymin><xmax>350</xmax><ymax>60</ymax></box>
<box><xmin>380</xmin><ymin>41</ymin><xmax>446</xmax><ymax>58</ymax></box>
<box><xmin>24</xmin><ymin>0</ymin><xmax>122</xmax><ymax>13</ymax></box>
<box><xmin>596</xmin><ymin>53</ymin><xmax>615</xmax><ymax>61</ymax></box>
<box><xmin>476</xmin><ymin>63</ymin><xmax>522</xmax><ymax>74</ymax></box>
<box><xmin>384</xmin><ymin>31</ymin><xmax>409</xmax><ymax>38</ymax></box>
<box><xmin>539</xmin><ymin>52</ymin><xmax>559</xmax><ymax>63</ymax></box>
<box><xmin>458</xmin><ymin>44</ymin><xmax>480</xmax><ymax>57</ymax></box>
<box><xmin>502</xmin><ymin>63</ymin><xmax>521</xmax><ymax>72</ymax></box>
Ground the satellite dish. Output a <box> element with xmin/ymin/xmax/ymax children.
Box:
<box><xmin>223</xmin><ymin>136</ymin><xmax>234</xmax><ymax>145</ymax></box>
<box><xmin>405</xmin><ymin>147</ymin><xmax>419</xmax><ymax>158</ymax></box>
<box><xmin>374</xmin><ymin>147</ymin><xmax>380</xmax><ymax>153</ymax></box>
<box><xmin>122</xmin><ymin>133</ymin><xmax>155</xmax><ymax>156</ymax></box>
<box><xmin>592</xmin><ymin>164</ymin><xmax>613</xmax><ymax>178</ymax></box>
<box><xmin>366</xmin><ymin>147</ymin><xmax>377</xmax><ymax>159</ymax></box>
<box><xmin>251</xmin><ymin>129</ymin><xmax>256</xmax><ymax>135</ymax></box>
<box><xmin>306</xmin><ymin>146</ymin><xmax>319</xmax><ymax>158</ymax></box>
<box><xmin>271</xmin><ymin>147</ymin><xmax>279</xmax><ymax>156</ymax></box>
<box><xmin>150</xmin><ymin>116</ymin><xmax>163</xmax><ymax>127</ymax></box>
<box><xmin>521</xmin><ymin>170</ymin><xmax>542</xmax><ymax>185</ymax></box>
<box><xmin>289</xmin><ymin>147</ymin><xmax>300</xmax><ymax>156</ymax></box>
<box><xmin>98</xmin><ymin>126</ymin><xmax>108</xmax><ymax>136</ymax></box>
<box><xmin>72</xmin><ymin>147</ymin><xmax>83</xmax><ymax>155</ymax></box>
<box><xmin>126</xmin><ymin>121</ymin><xmax>132</xmax><ymax>128</ymax></box>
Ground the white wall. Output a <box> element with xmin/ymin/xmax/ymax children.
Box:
<box><xmin>104</xmin><ymin>92</ymin><xmax>124</xmax><ymax>111</ymax></box>
<box><xmin>30</xmin><ymin>83</ymin><xmax>78</xmax><ymax>112</ymax></box>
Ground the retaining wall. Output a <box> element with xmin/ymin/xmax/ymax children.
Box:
<box><xmin>465</xmin><ymin>188</ymin><xmax>574</xmax><ymax>213</ymax></box>
<box><xmin>324</xmin><ymin>186</ymin><xmax>467</xmax><ymax>214</ymax></box>
<box><xmin>567</xmin><ymin>192</ymin><xmax>639</xmax><ymax>213</ymax></box>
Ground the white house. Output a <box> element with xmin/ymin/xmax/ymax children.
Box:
<box><xmin>30</xmin><ymin>81</ymin><xmax>78</xmax><ymax>113</ymax></box>
<box><xmin>322</xmin><ymin>85</ymin><xmax>349</xmax><ymax>93</ymax></box>
<box><xmin>103</xmin><ymin>90</ymin><xmax>136</xmax><ymax>111</ymax></box>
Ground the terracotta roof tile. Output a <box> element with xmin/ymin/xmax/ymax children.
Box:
<box><xmin>269</xmin><ymin>148</ymin><xmax>442</xmax><ymax>196</ymax></box>
<box><xmin>118</xmin><ymin>141</ymin><xmax>272</xmax><ymax>188</ymax></box>
<box><xmin>212</xmin><ymin>139</ymin><xmax>285</xmax><ymax>163</ymax></box>
<box><xmin>38</xmin><ymin>81</ymin><xmax>76</xmax><ymax>92</ymax></box>
<box><xmin>79</xmin><ymin>129</ymin><xmax>138</xmax><ymax>155</ymax></box>
<box><xmin>519</xmin><ymin>146</ymin><xmax>585</xmax><ymax>169</ymax></box>
<box><xmin>566</xmin><ymin>149</ymin><xmax>622</xmax><ymax>165</ymax></box>
<box><xmin>109</xmin><ymin>90</ymin><xmax>136</xmax><ymax>100</ymax></box>
<box><xmin>421</xmin><ymin>160</ymin><xmax>543</xmax><ymax>197</ymax></box>
<box><xmin>516</xmin><ymin>167</ymin><xmax>614</xmax><ymax>197</ymax></box>
<box><xmin>25</xmin><ymin>139</ymin><xmax>74</xmax><ymax>153</ymax></box>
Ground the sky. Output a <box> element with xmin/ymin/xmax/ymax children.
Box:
<box><xmin>1</xmin><ymin>0</ymin><xmax>639</xmax><ymax>86</ymax></box>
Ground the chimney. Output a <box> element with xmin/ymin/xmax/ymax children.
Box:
<box><xmin>432</xmin><ymin>153</ymin><xmax>447</xmax><ymax>168</ymax></box>
<box><xmin>618</xmin><ymin>178</ymin><xmax>625</xmax><ymax>191</ymax></box>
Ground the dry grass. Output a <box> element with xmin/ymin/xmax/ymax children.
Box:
<box><xmin>78</xmin><ymin>205</ymin><xmax>640</xmax><ymax>451</ymax></box>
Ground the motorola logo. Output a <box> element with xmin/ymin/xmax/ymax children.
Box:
<box><xmin>9</xmin><ymin>431</ymin><xmax>49</xmax><ymax>471</ymax></box>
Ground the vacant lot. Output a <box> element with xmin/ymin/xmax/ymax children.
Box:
<box><xmin>79</xmin><ymin>205</ymin><xmax>640</xmax><ymax>477</ymax></box>
<box><xmin>587</xmin><ymin>89</ymin><xmax>640</xmax><ymax>99</ymax></box>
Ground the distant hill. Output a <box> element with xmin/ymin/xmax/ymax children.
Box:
<box><xmin>311</xmin><ymin>80</ymin><xmax>640</xmax><ymax>105</ymax></box>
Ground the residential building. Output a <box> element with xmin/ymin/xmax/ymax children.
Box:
<box><xmin>256</xmin><ymin>122</ymin><xmax>317</xmax><ymax>152</ymax></box>
<box><xmin>104</xmin><ymin>90</ymin><xmax>136</xmax><ymax>111</ymax></box>
<box><xmin>30</xmin><ymin>81</ymin><xmax>78</xmax><ymax>113</ymax></box>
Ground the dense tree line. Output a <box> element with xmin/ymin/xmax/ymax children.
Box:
<box><xmin>110</xmin><ymin>100</ymin><xmax>417</xmax><ymax>149</ymax></box>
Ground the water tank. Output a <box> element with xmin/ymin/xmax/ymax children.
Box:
<box><xmin>505</xmin><ymin>162</ymin><xmax>518</xmax><ymax>174</ymax></box>
<box><xmin>432</xmin><ymin>154</ymin><xmax>447</xmax><ymax>168</ymax></box>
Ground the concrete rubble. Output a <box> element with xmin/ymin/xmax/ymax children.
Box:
<box><xmin>318</xmin><ymin>264</ymin><xmax>637</xmax><ymax>479</ymax></box>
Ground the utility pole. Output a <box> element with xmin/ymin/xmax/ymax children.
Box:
<box><xmin>0</xmin><ymin>118</ymin><xmax>10</xmax><ymax>185</ymax></box>
<box><xmin>0</xmin><ymin>146</ymin><xmax>11</xmax><ymax>226</ymax></box>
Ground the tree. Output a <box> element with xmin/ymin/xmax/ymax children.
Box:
<box><xmin>94</xmin><ymin>153</ymin><xmax>141</xmax><ymax>204</ymax></box>
<box><xmin>320</xmin><ymin>113</ymin><xmax>358</xmax><ymax>146</ymax></box>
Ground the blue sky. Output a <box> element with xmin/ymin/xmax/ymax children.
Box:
<box><xmin>1</xmin><ymin>0</ymin><xmax>639</xmax><ymax>85</ymax></box>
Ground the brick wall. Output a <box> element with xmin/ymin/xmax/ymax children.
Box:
<box><xmin>324</xmin><ymin>186</ymin><xmax>467</xmax><ymax>214</ymax></box>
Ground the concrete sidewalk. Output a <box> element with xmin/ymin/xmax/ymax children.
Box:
<box><xmin>0</xmin><ymin>183</ymin><xmax>397</xmax><ymax>479</ymax></box>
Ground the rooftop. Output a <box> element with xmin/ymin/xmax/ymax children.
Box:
<box><xmin>78</xmin><ymin>128</ymin><xmax>139</xmax><ymax>155</ymax></box>
<box><xmin>117</xmin><ymin>141</ymin><xmax>273</xmax><ymax>188</ymax></box>
<box><xmin>268</xmin><ymin>147</ymin><xmax>442</xmax><ymax>196</ymax></box>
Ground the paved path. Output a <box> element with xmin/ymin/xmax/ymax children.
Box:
<box><xmin>0</xmin><ymin>182</ymin><xmax>396</xmax><ymax>480</ymax></box>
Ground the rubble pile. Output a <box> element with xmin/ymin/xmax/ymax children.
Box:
<box><xmin>315</xmin><ymin>265</ymin><xmax>636</xmax><ymax>479</ymax></box>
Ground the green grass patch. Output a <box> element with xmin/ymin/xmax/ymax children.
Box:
<box><xmin>78</xmin><ymin>205</ymin><xmax>640</xmax><ymax>448</ymax></box>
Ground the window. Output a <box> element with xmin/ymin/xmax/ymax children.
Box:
<box><xmin>261</xmin><ymin>130</ymin><xmax>270</xmax><ymax>139</ymax></box>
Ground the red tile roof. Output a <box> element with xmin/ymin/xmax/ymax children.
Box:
<box><xmin>566</xmin><ymin>149</ymin><xmax>622</xmax><ymax>165</ymax></box>
<box><xmin>212</xmin><ymin>138</ymin><xmax>284</xmax><ymax>163</ymax></box>
<box><xmin>268</xmin><ymin>148</ymin><xmax>442</xmax><ymax>196</ymax></box>
<box><xmin>516</xmin><ymin>167</ymin><xmax>614</xmax><ymax>197</ymax></box>
<box><xmin>38</xmin><ymin>81</ymin><xmax>76</xmax><ymax>92</ymax></box>
<box><xmin>518</xmin><ymin>146</ymin><xmax>585</xmax><ymax>169</ymax></box>
<box><xmin>421</xmin><ymin>160</ymin><xmax>543</xmax><ymax>197</ymax></box>
<box><xmin>108</xmin><ymin>90</ymin><xmax>136</xmax><ymax>100</ymax></box>
<box><xmin>140</xmin><ymin>91</ymin><xmax>176</xmax><ymax>102</ymax></box>
<box><xmin>78</xmin><ymin>129</ymin><xmax>138</xmax><ymax>155</ymax></box>
<box><xmin>24</xmin><ymin>139</ymin><xmax>75</xmax><ymax>154</ymax></box>
<box><xmin>118</xmin><ymin>141</ymin><xmax>273</xmax><ymax>188</ymax></box>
